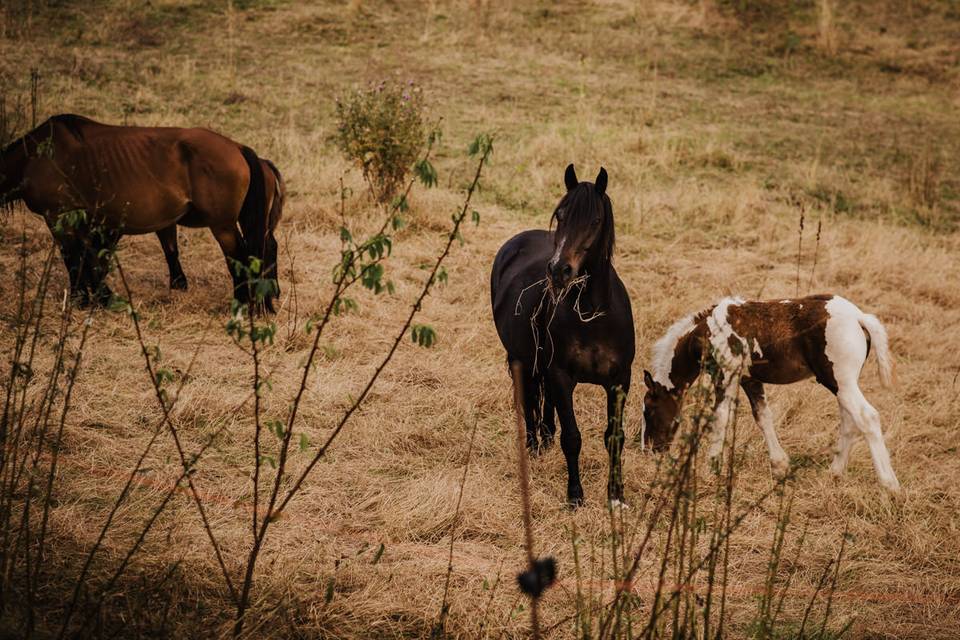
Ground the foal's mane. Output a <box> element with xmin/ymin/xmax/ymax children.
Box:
<box><xmin>550</xmin><ymin>182</ymin><xmax>615</xmax><ymax>265</ymax></box>
<box><xmin>650</xmin><ymin>313</ymin><xmax>696</xmax><ymax>389</ymax></box>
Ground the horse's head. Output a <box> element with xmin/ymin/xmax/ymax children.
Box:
<box><xmin>548</xmin><ymin>164</ymin><xmax>614</xmax><ymax>292</ymax></box>
<box><xmin>642</xmin><ymin>370</ymin><xmax>681</xmax><ymax>452</ymax></box>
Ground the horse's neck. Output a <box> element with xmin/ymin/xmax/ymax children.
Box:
<box><xmin>0</xmin><ymin>140</ymin><xmax>27</xmax><ymax>204</ymax></box>
<box><xmin>671</xmin><ymin>329</ymin><xmax>705</xmax><ymax>392</ymax></box>
<box><xmin>580</xmin><ymin>257</ymin><xmax>613</xmax><ymax>311</ymax></box>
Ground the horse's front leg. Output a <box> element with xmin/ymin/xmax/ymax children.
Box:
<box><xmin>83</xmin><ymin>226</ymin><xmax>120</xmax><ymax>307</ymax></box>
<box><xmin>604</xmin><ymin>381</ymin><xmax>629</xmax><ymax>505</ymax></box>
<box><xmin>741</xmin><ymin>377</ymin><xmax>789</xmax><ymax>478</ymax></box>
<box><xmin>707</xmin><ymin>378</ymin><xmax>739</xmax><ymax>463</ymax></box>
<box><xmin>549</xmin><ymin>370</ymin><xmax>583</xmax><ymax>507</ymax></box>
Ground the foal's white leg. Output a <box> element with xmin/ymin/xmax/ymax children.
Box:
<box><xmin>707</xmin><ymin>380</ymin><xmax>739</xmax><ymax>461</ymax></box>
<box><xmin>753</xmin><ymin>395</ymin><xmax>789</xmax><ymax>478</ymax></box>
<box><xmin>825</xmin><ymin>303</ymin><xmax>901</xmax><ymax>492</ymax></box>
<box><xmin>707</xmin><ymin>396</ymin><xmax>731</xmax><ymax>460</ymax></box>
<box><xmin>829</xmin><ymin>407</ymin><xmax>858</xmax><ymax>477</ymax></box>
<box><xmin>836</xmin><ymin>388</ymin><xmax>901</xmax><ymax>492</ymax></box>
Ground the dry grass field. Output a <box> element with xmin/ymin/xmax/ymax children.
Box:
<box><xmin>2</xmin><ymin>0</ymin><xmax>960</xmax><ymax>638</ymax></box>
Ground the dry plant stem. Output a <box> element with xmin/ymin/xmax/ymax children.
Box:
<box><xmin>232</xmin><ymin>139</ymin><xmax>490</xmax><ymax>637</ymax></box>
<box><xmin>58</xmin><ymin>319</ymin><xmax>212</xmax><ymax>637</ymax></box>
<box><xmin>436</xmin><ymin>415</ymin><xmax>480</xmax><ymax>633</ymax></box>
<box><xmin>808</xmin><ymin>218</ymin><xmax>822</xmax><ymax>293</ymax></box>
<box><xmin>796</xmin><ymin>206</ymin><xmax>805</xmax><ymax>297</ymax></box>
<box><xmin>817</xmin><ymin>522</ymin><xmax>850</xmax><ymax>638</ymax></box>
<box><xmin>247</xmin><ymin>306</ymin><xmax>263</xmax><ymax>545</ymax></box>
<box><xmin>0</xmin><ymin>244</ymin><xmax>50</xmax><ymax>599</ymax></box>
<box><xmin>477</xmin><ymin>561</ymin><xmax>503</xmax><ymax>636</ymax></box>
<box><xmin>269</xmin><ymin>129</ymin><xmax>441</xmax><ymax>472</ymax></box>
<box><xmin>32</xmin><ymin>306</ymin><xmax>93</xmax><ymax>637</ymax></box>
<box><xmin>113</xmin><ymin>259</ymin><xmax>238</xmax><ymax>604</ymax></box>
<box><xmin>11</xmin><ymin>256</ymin><xmax>72</xmax><ymax>614</ymax></box>
<box><xmin>639</xmin><ymin>473</ymin><xmax>797</xmax><ymax>638</ymax></box>
<box><xmin>511</xmin><ymin>362</ymin><xmax>540</xmax><ymax>639</ymax></box>
<box><xmin>74</xmin><ymin>385</ymin><xmax>260</xmax><ymax>636</ymax></box>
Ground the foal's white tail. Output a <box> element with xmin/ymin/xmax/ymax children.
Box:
<box><xmin>858</xmin><ymin>313</ymin><xmax>896</xmax><ymax>388</ymax></box>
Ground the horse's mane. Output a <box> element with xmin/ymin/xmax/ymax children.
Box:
<box><xmin>650</xmin><ymin>313</ymin><xmax>696</xmax><ymax>389</ymax></box>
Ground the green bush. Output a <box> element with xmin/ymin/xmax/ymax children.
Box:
<box><xmin>335</xmin><ymin>79</ymin><xmax>426</xmax><ymax>203</ymax></box>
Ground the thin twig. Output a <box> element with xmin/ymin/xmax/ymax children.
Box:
<box><xmin>435</xmin><ymin>415</ymin><xmax>480</xmax><ymax>635</ymax></box>
<box><xmin>114</xmin><ymin>259</ymin><xmax>238</xmax><ymax>604</ymax></box>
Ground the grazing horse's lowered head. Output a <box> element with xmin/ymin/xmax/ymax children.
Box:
<box><xmin>491</xmin><ymin>164</ymin><xmax>635</xmax><ymax>507</ymax></box>
<box><xmin>548</xmin><ymin>164</ymin><xmax>614</xmax><ymax>295</ymax></box>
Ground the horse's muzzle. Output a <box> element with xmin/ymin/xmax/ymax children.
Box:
<box><xmin>549</xmin><ymin>261</ymin><xmax>573</xmax><ymax>290</ymax></box>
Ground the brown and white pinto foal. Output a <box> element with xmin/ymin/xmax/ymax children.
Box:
<box><xmin>642</xmin><ymin>294</ymin><xmax>901</xmax><ymax>492</ymax></box>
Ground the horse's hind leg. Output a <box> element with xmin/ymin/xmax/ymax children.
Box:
<box><xmin>836</xmin><ymin>385</ymin><xmax>900</xmax><ymax>492</ymax></box>
<box><xmin>539</xmin><ymin>392</ymin><xmax>556</xmax><ymax>450</ymax></box>
<box><xmin>156</xmin><ymin>225</ymin><xmax>187</xmax><ymax>290</ymax></box>
<box><xmin>741</xmin><ymin>377</ymin><xmax>789</xmax><ymax>478</ymax></box>
<box><xmin>211</xmin><ymin>223</ymin><xmax>249</xmax><ymax>304</ymax></box>
<box><xmin>829</xmin><ymin>407</ymin><xmax>858</xmax><ymax>478</ymax></box>
<box><xmin>822</xmin><ymin>322</ymin><xmax>901</xmax><ymax>492</ymax></box>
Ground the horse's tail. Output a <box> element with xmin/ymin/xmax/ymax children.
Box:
<box><xmin>237</xmin><ymin>145</ymin><xmax>267</xmax><ymax>268</ymax></box>
<box><xmin>261</xmin><ymin>158</ymin><xmax>284</xmax><ymax>286</ymax></box>
<box><xmin>859</xmin><ymin>312</ymin><xmax>896</xmax><ymax>388</ymax></box>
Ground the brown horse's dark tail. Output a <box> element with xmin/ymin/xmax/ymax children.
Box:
<box><xmin>261</xmin><ymin>158</ymin><xmax>284</xmax><ymax>294</ymax></box>
<box><xmin>237</xmin><ymin>145</ymin><xmax>274</xmax><ymax>311</ymax></box>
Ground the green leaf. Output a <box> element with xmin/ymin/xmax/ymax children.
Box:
<box><xmin>371</xmin><ymin>543</ymin><xmax>385</xmax><ymax>564</ymax></box>
<box><xmin>324</xmin><ymin>577</ymin><xmax>335</xmax><ymax>604</ymax></box>
<box><xmin>414</xmin><ymin>158</ymin><xmax>438</xmax><ymax>188</ymax></box>
<box><xmin>299</xmin><ymin>432</ymin><xmax>310</xmax><ymax>452</ymax></box>
<box><xmin>411</xmin><ymin>324</ymin><xmax>437</xmax><ymax>348</ymax></box>
<box><xmin>472</xmin><ymin>209</ymin><xmax>481</xmax><ymax>226</ymax></box>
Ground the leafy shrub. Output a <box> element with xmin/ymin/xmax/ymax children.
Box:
<box><xmin>335</xmin><ymin>79</ymin><xmax>426</xmax><ymax>203</ymax></box>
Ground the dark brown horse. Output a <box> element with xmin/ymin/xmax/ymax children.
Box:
<box><xmin>0</xmin><ymin>114</ymin><xmax>283</xmax><ymax>310</ymax></box>
<box><xmin>491</xmin><ymin>164</ymin><xmax>635</xmax><ymax>507</ymax></box>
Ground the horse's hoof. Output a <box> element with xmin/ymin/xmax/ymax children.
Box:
<box><xmin>537</xmin><ymin>434</ymin><xmax>554</xmax><ymax>454</ymax></box>
<box><xmin>170</xmin><ymin>277</ymin><xmax>188</xmax><ymax>291</ymax></box>
<box><xmin>771</xmin><ymin>458</ymin><xmax>790</xmax><ymax>479</ymax></box>
<box><xmin>608</xmin><ymin>498</ymin><xmax>630</xmax><ymax>512</ymax></box>
<box><xmin>883</xmin><ymin>479</ymin><xmax>903</xmax><ymax>495</ymax></box>
<box><xmin>567</xmin><ymin>486</ymin><xmax>584</xmax><ymax>509</ymax></box>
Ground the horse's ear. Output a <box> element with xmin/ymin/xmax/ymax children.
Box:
<box><xmin>595</xmin><ymin>167</ymin><xmax>608</xmax><ymax>196</ymax></box>
<box><xmin>564</xmin><ymin>164</ymin><xmax>578</xmax><ymax>191</ymax></box>
<box><xmin>643</xmin><ymin>369</ymin><xmax>655</xmax><ymax>390</ymax></box>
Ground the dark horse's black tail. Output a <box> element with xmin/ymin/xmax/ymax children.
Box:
<box><xmin>237</xmin><ymin>145</ymin><xmax>274</xmax><ymax>311</ymax></box>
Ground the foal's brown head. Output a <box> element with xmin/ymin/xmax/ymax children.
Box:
<box><xmin>642</xmin><ymin>370</ymin><xmax>682</xmax><ymax>452</ymax></box>
<box><xmin>548</xmin><ymin>164</ymin><xmax>614</xmax><ymax>291</ymax></box>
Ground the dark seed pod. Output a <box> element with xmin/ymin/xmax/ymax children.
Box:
<box><xmin>517</xmin><ymin>556</ymin><xmax>557</xmax><ymax>598</ymax></box>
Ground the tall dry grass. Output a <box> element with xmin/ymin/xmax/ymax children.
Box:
<box><xmin>2</xmin><ymin>0</ymin><xmax>960</xmax><ymax>637</ymax></box>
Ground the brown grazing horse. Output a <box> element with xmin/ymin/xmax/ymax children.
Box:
<box><xmin>642</xmin><ymin>295</ymin><xmax>901</xmax><ymax>492</ymax></box>
<box><xmin>491</xmin><ymin>164</ymin><xmax>635</xmax><ymax>507</ymax></box>
<box><xmin>0</xmin><ymin>114</ymin><xmax>283</xmax><ymax>310</ymax></box>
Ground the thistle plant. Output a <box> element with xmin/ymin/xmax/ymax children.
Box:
<box><xmin>335</xmin><ymin>79</ymin><xmax>428</xmax><ymax>204</ymax></box>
